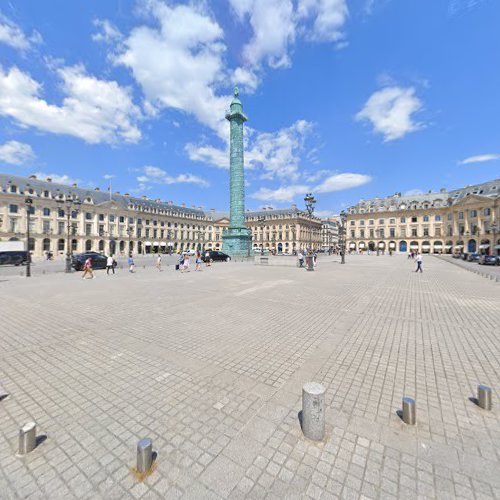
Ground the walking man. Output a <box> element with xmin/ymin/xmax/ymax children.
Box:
<box><xmin>128</xmin><ymin>254</ymin><xmax>135</xmax><ymax>273</ymax></box>
<box><xmin>156</xmin><ymin>254</ymin><xmax>162</xmax><ymax>272</ymax></box>
<box><xmin>106</xmin><ymin>255</ymin><xmax>115</xmax><ymax>275</ymax></box>
<box><xmin>298</xmin><ymin>251</ymin><xmax>304</xmax><ymax>268</ymax></box>
<box><xmin>415</xmin><ymin>252</ymin><xmax>423</xmax><ymax>273</ymax></box>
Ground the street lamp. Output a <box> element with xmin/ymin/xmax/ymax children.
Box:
<box><xmin>126</xmin><ymin>226</ymin><xmax>133</xmax><ymax>256</ymax></box>
<box><xmin>304</xmin><ymin>193</ymin><xmax>316</xmax><ymax>252</ymax></box>
<box><xmin>339</xmin><ymin>210</ymin><xmax>347</xmax><ymax>264</ymax></box>
<box><xmin>290</xmin><ymin>223</ymin><xmax>296</xmax><ymax>255</ymax></box>
<box><xmin>25</xmin><ymin>196</ymin><xmax>33</xmax><ymax>278</ymax></box>
<box><xmin>258</xmin><ymin>215</ymin><xmax>266</xmax><ymax>254</ymax></box>
<box><xmin>57</xmin><ymin>193</ymin><xmax>81</xmax><ymax>273</ymax></box>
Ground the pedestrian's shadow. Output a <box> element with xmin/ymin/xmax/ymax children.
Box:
<box><xmin>396</xmin><ymin>410</ymin><xmax>404</xmax><ymax>421</ymax></box>
<box><xmin>36</xmin><ymin>434</ymin><xmax>48</xmax><ymax>448</ymax></box>
<box><xmin>0</xmin><ymin>393</ymin><xmax>8</xmax><ymax>402</ymax></box>
<box><xmin>468</xmin><ymin>396</ymin><xmax>479</xmax><ymax>407</ymax></box>
<box><xmin>297</xmin><ymin>410</ymin><xmax>304</xmax><ymax>431</ymax></box>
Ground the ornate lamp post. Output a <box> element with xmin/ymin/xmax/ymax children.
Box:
<box><xmin>57</xmin><ymin>194</ymin><xmax>81</xmax><ymax>273</ymax></box>
<box><xmin>290</xmin><ymin>223</ymin><xmax>296</xmax><ymax>255</ymax></box>
<box><xmin>339</xmin><ymin>210</ymin><xmax>347</xmax><ymax>264</ymax></box>
<box><xmin>304</xmin><ymin>193</ymin><xmax>316</xmax><ymax>252</ymax></box>
<box><xmin>258</xmin><ymin>215</ymin><xmax>266</xmax><ymax>254</ymax></box>
<box><xmin>25</xmin><ymin>196</ymin><xmax>33</xmax><ymax>278</ymax></box>
<box><xmin>126</xmin><ymin>226</ymin><xmax>133</xmax><ymax>256</ymax></box>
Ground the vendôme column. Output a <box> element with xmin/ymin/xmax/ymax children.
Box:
<box><xmin>222</xmin><ymin>87</ymin><xmax>252</xmax><ymax>256</ymax></box>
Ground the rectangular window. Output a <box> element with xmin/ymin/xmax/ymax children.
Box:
<box><xmin>85</xmin><ymin>224</ymin><xmax>92</xmax><ymax>236</ymax></box>
<box><xmin>43</xmin><ymin>220</ymin><xmax>51</xmax><ymax>233</ymax></box>
<box><xmin>389</xmin><ymin>218</ymin><xmax>395</xmax><ymax>224</ymax></box>
<box><xmin>447</xmin><ymin>226</ymin><xmax>452</xmax><ymax>236</ymax></box>
<box><xmin>435</xmin><ymin>227</ymin><xmax>441</xmax><ymax>236</ymax></box>
<box><xmin>58</xmin><ymin>222</ymin><xmax>65</xmax><ymax>235</ymax></box>
<box><xmin>360</xmin><ymin>220</ymin><xmax>365</xmax><ymax>226</ymax></box>
<box><xmin>435</xmin><ymin>215</ymin><xmax>441</xmax><ymax>221</ymax></box>
<box><xmin>411</xmin><ymin>216</ymin><xmax>417</xmax><ymax>223</ymax></box>
<box><xmin>58</xmin><ymin>209</ymin><xmax>65</xmax><ymax>218</ymax></box>
<box><xmin>400</xmin><ymin>217</ymin><xmax>406</xmax><ymax>223</ymax></box>
<box><xmin>423</xmin><ymin>228</ymin><xmax>429</xmax><ymax>236</ymax></box>
<box><xmin>85</xmin><ymin>212</ymin><xmax>92</xmax><ymax>220</ymax></box>
<box><xmin>369</xmin><ymin>229</ymin><xmax>374</xmax><ymax>238</ymax></box>
<box><xmin>379</xmin><ymin>228</ymin><xmax>385</xmax><ymax>238</ymax></box>
<box><xmin>360</xmin><ymin>229</ymin><xmax>365</xmax><ymax>238</ymax></box>
<box><xmin>99</xmin><ymin>225</ymin><xmax>105</xmax><ymax>236</ymax></box>
<box><xmin>71</xmin><ymin>210</ymin><xmax>77</xmax><ymax>219</ymax></box>
<box><xmin>145</xmin><ymin>229</ymin><xmax>150</xmax><ymax>237</ymax></box>
<box><xmin>400</xmin><ymin>227</ymin><xmax>406</xmax><ymax>237</ymax></box>
<box><xmin>10</xmin><ymin>185</ymin><xmax>17</xmax><ymax>193</ymax></box>
<box><xmin>350</xmin><ymin>220</ymin><xmax>355</xmax><ymax>226</ymax></box>
<box><xmin>351</xmin><ymin>230</ymin><xmax>355</xmax><ymax>238</ymax></box>
<box><xmin>423</xmin><ymin>215</ymin><xmax>429</xmax><ymax>222</ymax></box>
<box><xmin>109</xmin><ymin>215</ymin><xmax>115</xmax><ymax>222</ymax></box>
<box><xmin>470</xmin><ymin>210</ymin><xmax>477</xmax><ymax>218</ymax></box>
<box><xmin>119</xmin><ymin>216</ymin><xmax>125</xmax><ymax>223</ymax></box>
<box><xmin>369</xmin><ymin>219</ymin><xmax>374</xmax><ymax>225</ymax></box>
<box><xmin>458</xmin><ymin>212</ymin><xmax>464</xmax><ymax>220</ymax></box>
<box><xmin>43</xmin><ymin>208</ymin><xmax>51</xmax><ymax>217</ymax></box>
<box><xmin>153</xmin><ymin>229</ymin><xmax>158</xmax><ymax>238</ymax></box>
<box><xmin>484</xmin><ymin>208</ymin><xmax>491</xmax><ymax>216</ymax></box>
<box><xmin>99</xmin><ymin>214</ymin><xmax>104</xmax><ymax>221</ymax></box>
<box><xmin>137</xmin><ymin>228</ymin><xmax>142</xmax><ymax>238</ymax></box>
<box><xmin>10</xmin><ymin>218</ymin><xmax>17</xmax><ymax>232</ymax></box>
<box><xmin>411</xmin><ymin>228</ymin><xmax>417</xmax><ymax>237</ymax></box>
<box><xmin>129</xmin><ymin>217</ymin><xmax>134</xmax><ymax>224</ymax></box>
<box><xmin>9</xmin><ymin>204</ymin><xmax>18</xmax><ymax>214</ymax></box>
<box><xmin>390</xmin><ymin>228</ymin><xmax>395</xmax><ymax>237</ymax></box>
<box><xmin>447</xmin><ymin>213</ymin><xmax>452</xmax><ymax>220</ymax></box>
<box><xmin>378</xmin><ymin>219</ymin><xmax>384</xmax><ymax>224</ymax></box>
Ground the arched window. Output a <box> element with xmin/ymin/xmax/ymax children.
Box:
<box><xmin>85</xmin><ymin>240</ymin><xmax>92</xmax><ymax>251</ymax></box>
<box><xmin>58</xmin><ymin>239</ymin><xmax>65</xmax><ymax>251</ymax></box>
<box><xmin>71</xmin><ymin>239</ymin><xmax>78</xmax><ymax>251</ymax></box>
<box><xmin>98</xmin><ymin>240</ymin><xmax>105</xmax><ymax>252</ymax></box>
<box><xmin>43</xmin><ymin>238</ymin><xmax>50</xmax><ymax>252</ymax></box>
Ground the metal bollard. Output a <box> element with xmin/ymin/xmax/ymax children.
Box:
<box><xmin>18</xmin><ymin>422</ymin><xmax>37</xmax><ymax>455</ymax></box>
<box><xmin>477</xmin><ymin>385</ymin><xmax>492</xmax><ymax>410</ymax></box>
<box><xmin>402</xmin><ymin>397</ymin><xmax>416</xmax><ymax>425</ymax></box>
<box><xmin>136</xmin><ymin>438</ymin><xmax>153</xmax><ymax>473</ymax></box>
<box><xmin>302</xmin><ymin>383</ymin><xmax>326</xmax><ymax>441</ymax></box>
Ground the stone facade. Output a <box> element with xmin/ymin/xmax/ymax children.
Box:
<box><xmin>346</xmin><ymin>179</ymin><xmax>500</xmax><ymax>255</ymax></box>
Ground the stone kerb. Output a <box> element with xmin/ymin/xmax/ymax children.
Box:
<box><xmin>254</xmin><ymin>255</ymin><xmax>300</xmax><ymax>267</ymax></box>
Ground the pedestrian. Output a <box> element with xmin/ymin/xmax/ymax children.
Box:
<box><xmin>195</xmin><ymin>252</ymin><xmax>203</xmax><ymax>271</ymax></box>
<box><xmin>178</xmin><ymin>252</ymin><xmax>184</xmax><ymax>271</ymax></box>
<box><xmin>82</xmin><ymin>257</ymin><xmax>94</xmax><ymax>279</ymax></box>
<box><xmin>106</xmin><ymin>255</ymin><xmax>115</xmax><ymax>275</ymax></box>
<box><xmin>298</xmin><ymin>251</ymin><xmax>304</xmax><ymax>268</ymax></box>
<box><xmin>182</xmin><ymin>254</ymin><xmax>190</xmax><ymax>273</ymax></box>
<box><xmin>415</xmin><ymin>252</ymin><xmax>423</xmax><ymax>273</ymax></box>
<box><xmin>205</xmin><ymin>251</ymin><xmax>211</xmax><ymax>267</ymax></box>
<box><xmin>156</xmin><ymin>254</ymin><xmax>162</xmax><ymax>272</ymax></box>
<box><xmin>128</xmin><ymin>254</ymin><xmax>135</xmax><ymax>273</ymax></box>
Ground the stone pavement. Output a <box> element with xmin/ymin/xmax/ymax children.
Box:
<box><xmin>0</xmin><ymin>254</ymin><xmax>499</xmax><ymax>499</ymax></box>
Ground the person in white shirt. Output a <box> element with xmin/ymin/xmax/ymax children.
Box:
<box><xmin>156</xmin><ymin>254</ymin><xmax>162</xmax><ymax>272</ymax></box>
<box><xmin>415</xmin><ymin>252</ymin><xmax>423</xmax><ymax>273</ymax></box>
<box><xmin>106</xmin><ymin>255</ymin><xmax>115</xmax><ymax>275</ymax></box>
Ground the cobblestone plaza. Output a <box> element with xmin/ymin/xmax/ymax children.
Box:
<box><xmin>1</xmin><ymin>255</ymin><xmax>499</xmax><ymax>499</ymax></box>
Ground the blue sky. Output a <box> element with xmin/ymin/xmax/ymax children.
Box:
<box><xmin>0</xmin><ymin>0</ymin><xmax>498</xmax><ymax>216</ymax></box>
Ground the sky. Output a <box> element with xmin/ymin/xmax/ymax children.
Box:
<box><xmin>0</xmin><ymin>0</ymin><xmax>499</xmax><ymax>217</ymax></box>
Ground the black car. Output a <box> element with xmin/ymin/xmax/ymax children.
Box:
<box><xmin>467</xmin><ymin>253</ymin><xmax>480</xmax><ymax>262</ymax></box>
<box><xmin>0</xmin><ymin>250</ymin><xmax>29</xmax><ymax>266</ymax></box>
<box><xmin>460</xmin><ymin>253</ymin><xmax>468</xmax><ymax>260</ymax></box>
<box><xmin>202</xmin><ymin>251</ymin><xmax>231</xmax><ymax>262</ymax></box>
<box><xmin>71</xmin><ymin>252</ymin><xmax>109</xmax><ymax>271</ymax></box>
<box><xmin>479</xmin><ymin>255</ymin><xmax>499</xmax><ymax>266</ymax></box>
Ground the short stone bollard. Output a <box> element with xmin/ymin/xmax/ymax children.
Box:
<box><xmin>18</xmin><ymin>422</ymin><xmax>37</xmax><ymax>455</ymax></box>
<box><xmin>477</xmin><ymin>385</ymin><xmax>492</xmax><ymax>410</ymax></box>
<box><xmin>136</xmin><ymin>438</ymin><xmax>153</xmax><ymax>474</ymax></box>
<box><xmin>402</xmin><ymin>397</ymin><xmax>416</xmax><ymax>425</ymax></box>
<box><xmin>302</xmin><ymin>383</ymin><xmax>326</xmax><ymax>441</ymax></box>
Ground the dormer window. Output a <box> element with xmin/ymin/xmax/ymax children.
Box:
<box><xmin>10</xmin><ymin>185</ymin><xmax>17</xmax><ymax>193</ymax></box>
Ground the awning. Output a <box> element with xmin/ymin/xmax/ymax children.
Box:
<box><xmin>160</xmin><ymin>242</ymin><xmax>167</xmax><ymax>246</ymax></box>
<box><xmin>479</xmin><ymin>244</ymin><xmax>490</xmax><ymax>249</ymax></box>
<box><xmin>422</xmin><ymin>245</ymin><xmax>431</xmax><ymax>249</ymax></box>
<box><xmin>389</xmin><ymin>242</ymin><xmax>396</xmax><ymax>248</ymax></box>
<box><xmin>153</xmin><ymin>241</ymin><xmax>159</xmax><ymax>245</ymax></box>
<box><xmin>378</xmin><ymin>242</ymin><xmax>385</xmax><ymax>248</ymax></box>
<box><xmin>359</xmin><ymin>243</ymin><xmax>366</xmax><ymax>248</ymax></box>
<box><xmin>434</xmin><ymin>244</ymin><xmax>443</xmax><ymax>248</ymax></box>
<box><xmin>454</xmin><ymin>245</ymin><xmax>464</xmax><ymax>249</ymax></box>
<box><xmin>495</xmin><ymin>244</ymin><xmax>500</xmax><ymax>250</ymax></box>
<box><xmin>410</xmin><ymin>243</ymin><xmax>419</xmax><ymax>248</ymax></box>
<box><xmin>445</xmin><ymin>245</ymin><xmax>453</xmax><ymax>249</ymax></box>
<box><xmin>167</xmin><ymin>242</ymin><xmax>174</xmax><ymax>247</ymax></box>
<box><xmin>349</xmin><ymin>243</ymin><xmax>356</xmax><ymax>248</ymax></box>
<box><xmin>144</xmin><ymin>241</ymin><xmax>152</xmax><ymax>246</ymax></box>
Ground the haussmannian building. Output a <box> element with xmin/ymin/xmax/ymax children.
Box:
<box><xmin>346</xmin><ymin>178</ymin><xmax>500</xmax><ymax>255</ymax></box>
<box><xmin>0</xmin><ymin>173</ymin><xmax>322</xmax><ymax>257</ymax></box>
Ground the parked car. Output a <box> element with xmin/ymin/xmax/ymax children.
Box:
<box><xmin>452</xmin><ymin>253</ymin><xmax>461</xmax><ymax>259</ymax></box>
<box><xmin>0</xmin><ymin>250</ymin><xmax>29</xmax><ymax>266</ymax></box>
<box><xmin>183</xmin><ymin>249</ymin><xmax>196</xmax><ymax>256</ymax></box>
<box><xmin>202</xmin><ymin>251</ymin><xmax>231</xmax><ymax>262</ymax></box>
<box><xmin>467</xmin><ymin>253</ymin><xmax>480</xmax><ymax>262</ymax></box>
<box><xmin>460</xmin><ymin>253</ymin><xmax>468</xmax><ymax>260</ymax></box>
<box><xmin>479</xmin><ymin>255</ymin><xmax>499</xmax><ymax>266</ymax></box>
<box><xmin>71</xmin><ymin>252</ymin><xmax>109</xmax><ymax>271</ymax></box>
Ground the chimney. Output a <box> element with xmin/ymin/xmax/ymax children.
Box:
<box><xmin>72</xmin><ymin>183</ymin><xmax>77</xmax><ymax>188</ymax></box>
<box><xmin>168</xmin><ymin>200</ymin><xmax>173</xmax><ymax>205</ymax></box>
<box><xmin>115</xmin><ymin>191</ymin><xmax>120</xmax><ymax>195</ymax></box>
<box><xmin>181</xmin><ymin>203</ymin><xmax>185</xmax><ymax>207</ymax></box>
<box><xmin>142</xmin><ymin>195</ymin><xmax>147</xmax><ymax>199</ymax></box>
<box><xmin>192</xmin><ymin>204</ymin><xmax>196</xmax><ymax>208</ymax></box>
<box><xmin>156</xmin><ymin>198</ymin><xmax>161</xmax><ymax>202</ymax></box>
<box><xmin>94</xmin><ymin>187</ymin><xmax>100</xmax><ymax>191</ymax></box>
<box><xmin>124</xmin><ymin>193</ymin><xmax>129</xmax><ymax>197</ymax></box>
<box><xmin>291</xmin><ymin>204</ymin><xmax>297</xmax><ymax>209</ymax></box>
<box><xmin>46</xmin><ymin>177</ymin><xmax>52</xmax><ymax>182</ymax></box>
<box><xmin>29</xmin><ymin>174</ymin><xmax>37</xmax><ymax>180</ymax></box>
<box><xmin>440</xmin><ymin>188</ymin><xmax>446</xmax><ymax>193</ymax></box>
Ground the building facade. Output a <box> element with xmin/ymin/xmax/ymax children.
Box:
<box><xmin>321</xmin><ymin>218</ymin><xmax>340</xmax><ymax>251</ymax></box>
<box><xmin>346</xmin><ymin>179</ymin><xmax>500</xmax><ymax>255</ymax></box>
<box><xmin>0</xmin><ymin>173</ymin><xmax>323</xmax><ymax>257</ymax></box>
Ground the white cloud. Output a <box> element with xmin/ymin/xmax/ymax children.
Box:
<box><xmin>297</xmin><ymin>0</ymin><xmax>349</xmax><ymax>42</ymax></box>
<box><xmin>251</xmin><ymin>171</ymin><xmax>370</xmax><ymax>202</ymax></box>
<box><xmin>355</xmin><ymin>86</ymin><xmax>424</xmax><ymax>141</ymax></box>
<box><xmin>0</xmin><ymin>140</ymin><xmax>35</xmax><ymax>165</ymax></box>
<box><xmin>315</xmin><ymin>173</ymin><xmax>371</xmax><ymax>193</ymax></box>
<box><xmin>186</xmin><ymin>119</ymin><xmax>313</xmax><ymax>181</ymax></box>
<box><xmin>230</xmin><ymin>0</ymin><xmax>295</xmax><ymax>69</ymax></box>
<box><xmin>0</xmin><ymin>11</ymin><xmax>42</xmax><ymax>51</ymax></box>
<box><xmin>33</xmin><ymin>171</ymin><xmax>81</xmax><ymax>186</ymax></box>
<box><xmin>403</xmin><ymin>188</ymin><xmax>424</xmax><ymax>196</ymax></box>
<box><xmin>0</xmin><ymin>64</ymin><xmax>141</xmax><ymax>144</ymax></box>
<box><xmin>459</xmin><ymin>154</ymin><xmax>500</xmax><ymax>165</ymax></box>
<box><xmin>92</xmin><ymin>19</ymin><xmax>122</xmax><ymax>43</ymax></box>
<box><xmin>137</xmin><ymin>165</ymin><xmax>209</xmax><ymax>188</ymax></box>
<box><xmin>114</xmin><ymin>0</ymin><xmax>229</xmax><ymax>139</ymax></box>
<box><xmin>103</xmin><ymin>174</ymin><xmax>115</xmax><ymax>180</ymax></box>
<box><xmin>251</xmin><ymin>184</ymin><xmax>309</xmax><ymax>202</ymax></box>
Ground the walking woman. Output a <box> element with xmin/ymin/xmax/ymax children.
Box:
<box><xmin>181</xmin><ymin>254</ymin><xmax>190</xmax><ymax>273</ymax></box>
<box><xmin>82</xmin><ymin>257</ymin><xmax>95</xmax><ymax>279</ymax></box>
<box><xmin>195</xmin><ymin>252</ymin><xmax>203</xmax><ymax>271</ymax></box>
